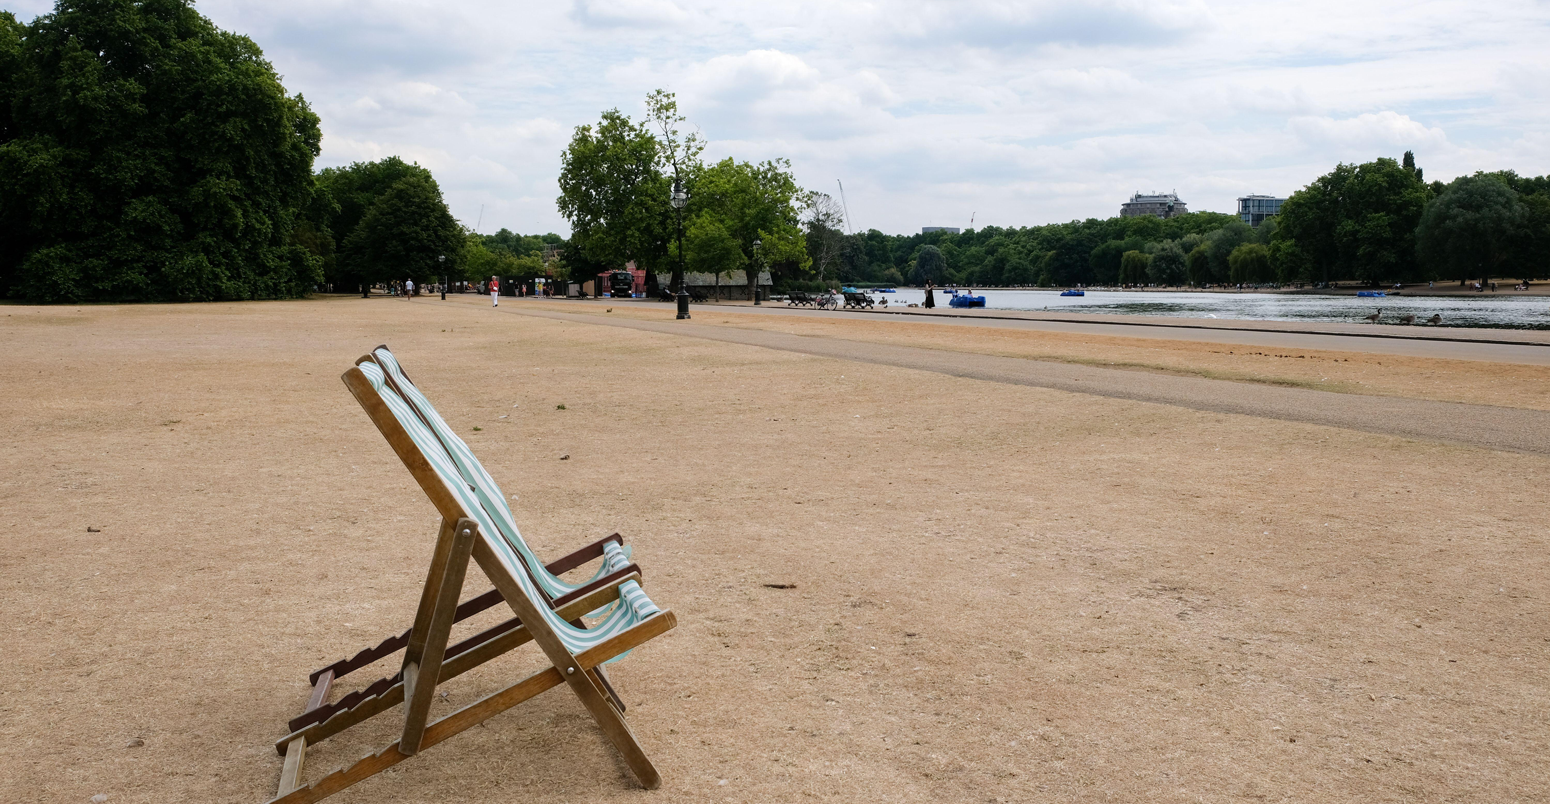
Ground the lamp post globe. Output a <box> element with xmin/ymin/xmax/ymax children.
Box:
<box><xmin>671</xmin><ymin>179</ymin><xmax>690</xmax><ymax>320</ymax></box>
<box><xmin>438</xmin><ymin>254</ymin><xmax>446</xmax><ymax>300</ymax></box>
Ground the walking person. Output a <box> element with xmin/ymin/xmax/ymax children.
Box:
<box><xmin>923</xmin><ymin>281</ymin><xmax>936</xmax><ymax>309</ymax></box>
<box><xmin>490</xmin><ymin>276</ymin><xmax>500</xmax><ymax>307</ymax></box>
<box><xmin>405</xmin><ymin>278</ymin><xmax>414</xmax><ymax>299</ymax></box>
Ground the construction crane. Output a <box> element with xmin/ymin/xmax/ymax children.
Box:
<box><xmin>837</xmin><ymin>180</ymin><xmax>854</xmax><ymax>234</ymax></box>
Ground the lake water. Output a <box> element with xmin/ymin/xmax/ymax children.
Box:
<box><xmin>865</xmin><ymin>289</ymin><xmax>1550</xmax><ymax>329</ymax></box>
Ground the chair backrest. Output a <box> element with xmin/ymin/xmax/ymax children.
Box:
<box><xmin>343</xmin><ymin>361</ymin><xmax>658</xmax><ymax>656</ymax></box>
<box><xmin>364</xmin><ymin>348</ymin><xmax>632</xmax><ymax>601</ymax></box>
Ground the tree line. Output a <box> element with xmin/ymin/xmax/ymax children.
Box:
<box><xmin>5</xmin><ymin>2</ymin><xmax>1545</xmax><ymax>303</ymax></box>
<box><xmin>808</xmin><ymin>152</ymin><xmax>1549</xmax><ymax>291</ymax></box>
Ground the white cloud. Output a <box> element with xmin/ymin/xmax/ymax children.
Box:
<box><xmin>1288</xmin><ymin>112</ymin><xmax>1449</xmax><ymax>155</ymax></box>
<box><xmin>9</xmin><ymin>0</ymin><xmax>1549</xmax><ymax>234</ymax></box>
<box><xmin>570</xmin><ymin>0</ymin><xmax>690</xmax><ymax>29</ymax></box>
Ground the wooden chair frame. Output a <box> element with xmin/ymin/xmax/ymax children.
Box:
<box><xmin>264</xmin><ymin>364</ymin><xmax>675</xmax><ymax>803</ymax></box>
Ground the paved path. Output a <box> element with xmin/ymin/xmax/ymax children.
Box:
<box><xmin>555</xmin><ymin>298</ymin><xmax>1550</xmax><ymax>366</ymax></box>
<box><xmin>481</xmin><ymin>302</ymin><xmax>1550</xmax><ymax>456</ymax></box>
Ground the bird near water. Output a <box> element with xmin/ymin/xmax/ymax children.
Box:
<box><xmin>1427</xmin><ymin>314</ymin><xmax>1442</xmax><ymax>325</ymax></box>
<box><xmin>1399</xmin><ymin>314</ymin><xmax>1416</xmax><ymax>325</ymax></box>
<box><xmin>1363</xmin><ymin>308</ymin><xmax>1382</xmax><ymax>324</ymax></box>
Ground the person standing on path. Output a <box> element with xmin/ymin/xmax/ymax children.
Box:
<box><xmin>490</xmin><ymin>276</ymin><xmax>500</xmax><ymax>307</ymax></box>
<box><xmin>923</xmin><ymin>281</ymin><xmax>936</xmax><ymax>309</ymax></box>
<box><xmin>405</xmin><ymin>278</ymin><xmax>414</xmax><ymax>299</ymax></box>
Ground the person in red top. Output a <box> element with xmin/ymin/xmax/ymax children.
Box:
<box><xmin>489</xmin><ymin>276</ymin><xmax>499</xmax><ymax>307</ymax></box>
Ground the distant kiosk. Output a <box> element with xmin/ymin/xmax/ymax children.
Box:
<box><xmin>1120</xmin><ymin>191</ymin><xmax>1188</xmax><ymax>219</ymax></box>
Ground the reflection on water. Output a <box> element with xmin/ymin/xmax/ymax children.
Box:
<box><xmin>874</xmin><ymin>289</ymin><xmax>1550</xmax><ymax>329</ymax></box>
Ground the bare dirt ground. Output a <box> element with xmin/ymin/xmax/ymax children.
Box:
<box><xmin>2</xmin><ymin>296</ymin><xmax>1547</xmax><ymax>804</ymax></box>
<box><xmin>515</xmin><ymin>298</ymin><xmax>1550</xmax><ymax>411</ymax></box>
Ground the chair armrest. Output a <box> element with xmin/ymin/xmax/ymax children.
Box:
<box><xmin>550</xmin><ymin>564</ymin><xmax>641</xmax><ymax>609</ymax></box>
<box><xmin>544</xmin><ymin>532</ymin><xmax>624</xmax><ymax>576</ymax></box>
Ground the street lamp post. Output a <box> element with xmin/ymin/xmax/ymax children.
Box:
<box><xmin>752</xmin><ymin>239</ymin><xmax>762</xmax><ymax>305</ymax></box>
<box><xmin>438</xmin><ymin>254</ymin><xmax>446</xmax><ymax>300</ymax></box>
<box><xmin>671</xmin><ymin>179</ymin><xmax>690</xmax><ymax>320</ymax></box>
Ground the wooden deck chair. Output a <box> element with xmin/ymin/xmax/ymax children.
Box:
<box><xmin>264</xmin><ymin>359</ymin><xmax>675</xmax><ymax>803</ymax></box>
<box><xmin>281</xmin><ymin>345</ymin><xmax>646</xmax><ymax>743</ymax></box>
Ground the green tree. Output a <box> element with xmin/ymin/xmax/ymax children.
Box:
<box><xmin>316</xmin><ymin>157</ymin><xmax>434</xmax><ymax>289</ymax></box>
<box><xmin>1268</xmin><ymin>238</ymin><xmax>1310</xmax><ymax>284</ymax></box>
<box><xmin>557</xmin><ymin>108</ymin><xmax>672</xmax><ymax>293</ymax></box>
<box><xmin>1417</xmin><ymin>174</ymin><xmax>1528</xmax><ymax>284</ymax></box>
<box><xmin>691</xmin><ymin>157</ymin><xmax>809</xmax><ymax>299</ymax></box>
<box><xmin>341</xmin><ymin>175</ymin><xmax>462</xmax><ymax>286</ymax></box>
<box><xmin>1227</xmin><ymin>243</ymin><xmax>1272</xmax><ymax>284</ymax></box>
<box><xmin>1147</xmin><ymin>240</ymin><xmax>1187</xmax><ymax>286</ymax></box>
<box><xmin>1205</xmin><ymin>221</ymin><xmax>1254</xmax><ymax>284</ymax></box>
<box><xmin>912</xmin><ymin>245</ymin><xmax>946</xmax><ymax>285</ymax></box>
<box><xmin>803</xmin><ymin>191</ymin><xmax>846</xmax><ymax>284</ymax></box>
<box><xmin>1274</xmin><ymin>156</ymin><xmax>1432</xmax><ymax>284</ymax></box>
<box><xmin>645</xmin><ymin>89</ymin><xmax>706</xmax><ymax>295</ymax></box>
<box><xmin>1119</xmin><ymin>250</ymin><xmax>1151</xmax><ymax>285</ymax></box>
<box><xmin>1517</xmin><ymin>193</ymin><xmax>1550</xmax><ymax>279</ymax></box>
<box><xmin>679</xmin><ymin>215</ymin><xmax>744</xmax><ymax>298</ymax></box>
<box><xmin>1</xmin><ymin>0</ymin><xmax>322</xmax><ymax>302</ymax></box>
<box><xmin>1186</xmin><ymin>244</ymin><xmax>1211</xmax><ymax>286</ymax></box>
<box><xmin>1090</xmin><ymin>237</ymin><xmax>1145</xmax><ymax>285</ymax></box>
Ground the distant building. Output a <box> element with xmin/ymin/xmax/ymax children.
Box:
<box><xmin>1120</xmin><ymin>192</ymin><xmax>1188</xmax><ymax>219</ymax></box>
<box><xmin>1238</xmin><ymin>195</ymin><xmax>1285</xmax><ymax>227</ymax></box>
<box><xmin>922</xmin><ymin>227</ymin><xmax>960</xmax><ymax>234</ymax></box>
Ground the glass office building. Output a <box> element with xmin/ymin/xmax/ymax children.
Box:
<box><xmin>1238</xmin><ymin>195</ymin><xmax>1285</xmax><ymax>227</ymax></box>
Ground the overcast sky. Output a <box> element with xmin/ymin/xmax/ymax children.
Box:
<box><xmin>8</xmin><ymin>0</ymin><xmax>1550</xmax><ymax>236</ymax></box>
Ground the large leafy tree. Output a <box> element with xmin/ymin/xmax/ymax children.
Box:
<box><xmin>1228</xmin><ymin>243</ymin><xmax>1272</xmax><ymax>284</ymax></box>
<box><xmin>912</xmin><ymin>245</ymin><xmax>946</xmax><ymax>285</ymax></box>
<box><xmin>341</xmin><ymin>175</ymin><xmax>463</xmax><ymax>286</ymax></box>
<box><xmin>1417</xmin><ymin>174</ymin><xmax>1528</xmax><ymax>283</ymax></box>
<box><xmin>1089</xmin><ymin>237</ymin><xmax>1145</xmax><ymax>285</ymax></box>
<box><xmin>1146</xmin><ymin>240</ymin><xmax>1187</xmax><ymax>286</ymax></box>
<box><xmin>689</xmin><ymin>157</ymin><xmax>810</xmax><ymax>300</ymax></box>
<box><xmin>1274</xmin><ymin>156</ymin><xmax>1432</xmax><ymax>284</ymax></box>
<box><xmin>1119</xmin><ymin>250</ymin><xmax>1150</xmax><ymax>285</ymax></box>
<box><xmin>558</xmin><ymin>97</ymin><xmax>686</xmax><ymax>295</ymax></box>
<box><xmin>803</xmin><ymin>191</ymin><xmax>846</xmax><ymax>284</ymax></box>
<box><xmin>0</xmin><ymin>0</ymin><xmax>322</xmax><ymax>302</ymax></box>
<box><xmin>315</xmin><ymin>157</ymin><xmax>434</xmax><ymax>289</ymax></box>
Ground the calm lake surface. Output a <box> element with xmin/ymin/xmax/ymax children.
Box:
<box><xmin>868</xmin><ymin>289</ymin><xmax>1550</xmax><ymax>329</ymax></box>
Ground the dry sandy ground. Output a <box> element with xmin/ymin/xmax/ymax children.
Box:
<box><xmin>1</xmin><ymin>297</ymin><xmax>1547</xmax><ymax>804</ymax></box>
<box><xmin>516</xmin><ymin>298</ymin><xmax>1550</xmax><ymax>412</ymax></box>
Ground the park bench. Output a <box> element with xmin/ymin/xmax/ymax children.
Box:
<box><xmin>843</xmin><ymin>292</ymin><xmax>873</xmax><ymax>309</ymax></box>
<box><xmin>262</xmin><ymin>348</ymin><xmax>674</xmax><ymax>803</ymax></box>
<box><xmin>786</xmin><ymin>290</ymin><xmax>812</xmax><ymax>306</ymax></box>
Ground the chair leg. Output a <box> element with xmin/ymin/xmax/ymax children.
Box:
<box><xmin>591</xmin><ymin>665</ymin><xmax>626</xmax><ymax>712</ymax></box>
<box><xmin>564</xmin><ymin>667</ymin><xmax>660</xmax><ymax>789</ymax></box>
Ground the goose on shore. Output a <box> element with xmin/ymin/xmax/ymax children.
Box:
<box><xmin>1398</xmin><ymin>314</ymin><xmax>1416</xmax><ymax>325</ymax></box>
<box><xmin>1363</xmin><ymin>308</ymin><xmax>1382</xmax><ymax>324</ymax></box>
<box><xmin>1427</xmin><ymin>313</ymin><xmax>1442</xmax><ymax>325</ymax></box>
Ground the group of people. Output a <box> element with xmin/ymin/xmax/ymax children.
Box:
<box><xmin>385</xmin><ymin>277</ymin><xmax>558</xmax><ymax>305</ymax></box>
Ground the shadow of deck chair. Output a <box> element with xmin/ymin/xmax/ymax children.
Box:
<box><xmin>264</xmin><ymin>359</ymin><xmax>675</xmax><ymax>803</ymax></box>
